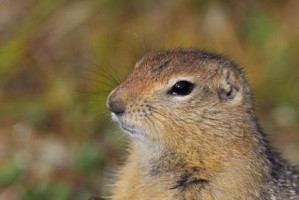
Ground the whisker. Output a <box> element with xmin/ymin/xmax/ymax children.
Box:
<box><xmin>86</xmin><ymin>67</ymin><xmax>118</xmax><ymax>86</ymax></box>
<box><xmin>144</xmin><ymin>115</ymin><xmax>157</xmax><ymax>134</ymax></box>
<box><xmin>87</xmin><ymin>60</ymin><xmax>121</xmax><ymax>86</ymax></box>
<box><xmin>148</xmin><ymin>106</ymin><xmax>179</xmax><ymax>126</ymax></box>
<box><xmin>147</xmin><ymin>107</ymin><xmax>164</xmax><ymax>119</ymax></box>
<box><xmin>149</xmin><ymin>105</ymin><xmax>229</xmax><ymax>134</ymax></box>
<box><xmin>81</xmin><ymin>90</ymin><xmax>112</xmax><ymax>95</ymax></box>
<box><xmin>148</xmin><ymin>112</ymin><xmax>167</xmax><ymax>130</ymax></box>
<box><xmin>145</xmin><ymin>115</ymin><xmax>163</xmax><ymax>143</ymax></box>
<box><xmin>108</xmin><ymin>66</ymin><xmax>122</xmax><ymax>85</ymax></box>
<box><xmin>84</xmin><ymin>77</ymin><xmax>115</xmax><ymax>89</ymax></box>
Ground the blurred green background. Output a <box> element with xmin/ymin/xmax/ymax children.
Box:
<box><xmin>0</xmin><ymin>0</ymin><xmax>299</xmax><ymax>199</ymax></box>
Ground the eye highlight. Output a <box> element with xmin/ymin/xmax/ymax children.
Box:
<box><xmin>168</xmin><ymin>80</ymin><xmax>194</xmax><ymax>96</ymax></box>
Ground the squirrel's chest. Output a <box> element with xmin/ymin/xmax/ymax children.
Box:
<box><xmin>113</xmin><ymin>173</ymin><xmax>206</xmax><ymax>200</ymax></box>
<box><xmin>111</xmin><ymin>144</ymin><xmax>212</xmax><ymax>199</ymax></box>
<box><xmin>111</xmin><ymin>159</ymin><xmax>210</xmax><ymax>200</ymax></box>
<box><xmin>111</xmin><ymin>157</ymin><xmax>265</xmax><ymax>200</ymax></box>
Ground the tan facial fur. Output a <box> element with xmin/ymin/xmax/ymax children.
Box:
<box><xmin>108</xmin><ymin>50</ymin><xmax>250</xmax><ymax>144</ymax></box>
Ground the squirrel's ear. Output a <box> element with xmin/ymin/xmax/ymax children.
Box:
<box><xmin>217</xmin><ymin>69</ymin><xmax>240</xmax><ymax>101</ymax></box>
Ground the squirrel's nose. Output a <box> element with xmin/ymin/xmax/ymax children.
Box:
<box><xmin>107</xmin><ymin>99</ymin><xmax>125</xmax><ymax>115</ymax></box>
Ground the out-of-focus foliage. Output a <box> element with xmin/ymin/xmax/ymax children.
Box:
<box><xmin>0</xmin><ymin>0</ymin><xmax>298</xmax><ymax>199</ymax></box>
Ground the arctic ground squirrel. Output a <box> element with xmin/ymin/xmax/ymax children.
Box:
<box><xmin>106</xmin><ymin>49</ymin><xmax>299</xmax><ymax>200</ymax></box>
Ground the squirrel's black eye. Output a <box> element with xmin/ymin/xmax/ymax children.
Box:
<box><xmin>169</xmin><ymin>80</ymin><xmax>194</xmax><ymax>96</ymax></box>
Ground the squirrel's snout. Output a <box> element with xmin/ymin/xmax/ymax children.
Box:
<box><xmin>108</xmin><ymin>100</ymin><xmax>125</xmax><ymax>115</ymax></box>
<box><xmin>107</xmin><ymin>92</ymin><xmax>126</xmax><ymax>115</ymax></box>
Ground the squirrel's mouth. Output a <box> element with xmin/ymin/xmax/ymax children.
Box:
<box><xmin>118</xmin><ymin>122</ymin><xmax>135</xmax><ymax>134</ymax></box>
<box><xmin>111</xmin><ymin>113</ymin><xmax>142</xmax><ymax>137</ymax></box>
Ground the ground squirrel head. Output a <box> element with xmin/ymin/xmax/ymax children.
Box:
<box><xmin>107</xmin><ymin>49</ymin><xmax>253</xmax><ymax>144</ymax></box>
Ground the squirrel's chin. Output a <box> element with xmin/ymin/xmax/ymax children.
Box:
<box><xmin>111</xmin><ymin>113</ymin><xmax>154</xmax><ymax>140</ymax></box>
<box><xmin>111</xmin><ymin>113</ymin><xmax>145</xmax><ymax>139</ymax></box>
<box><xmin>119</xmin><ymin>123</ymin><xmax>136</xmax><ymax>135</ymax></box>
<box><xmin>119</xmin><ymin>124</ymin><xmax>148</xmax><ymax>141</ymax></box>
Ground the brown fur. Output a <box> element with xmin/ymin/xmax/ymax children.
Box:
<box><xmin>106</xmin><ymin>49</ymin><xmax>299</xmax><ymax>200</ymax></box>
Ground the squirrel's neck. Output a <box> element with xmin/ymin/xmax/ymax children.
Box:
<box><xmin>130</xmin><ymin>114</ymin><xmax>272</xmax><ymax>199</ymax></box>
